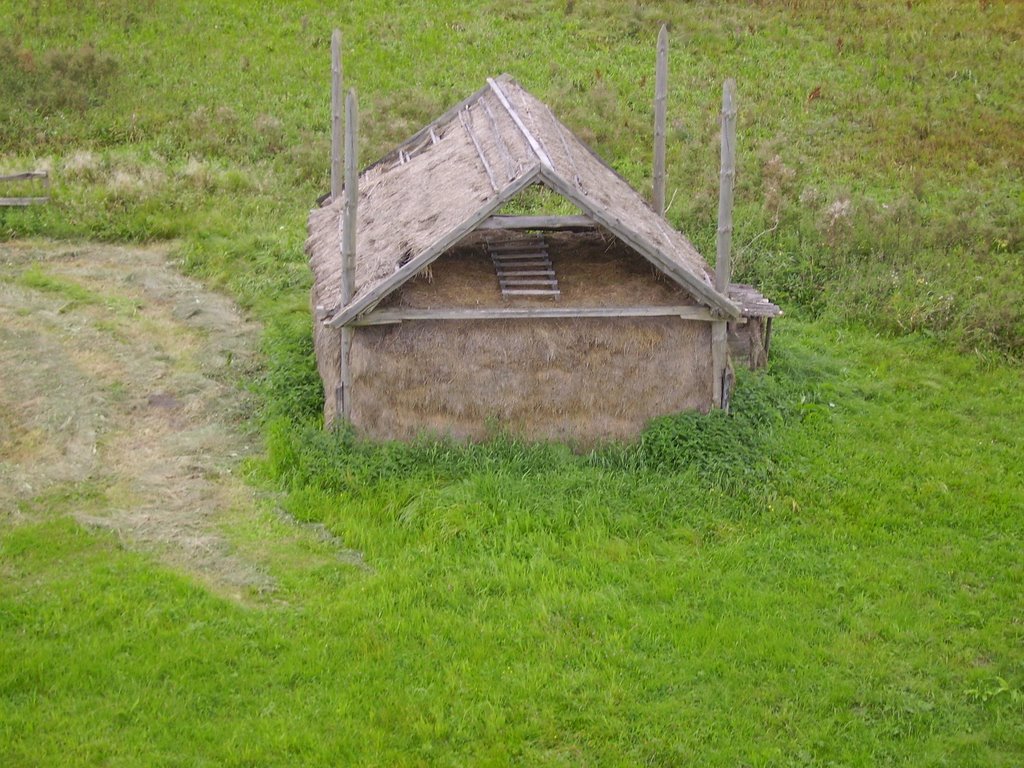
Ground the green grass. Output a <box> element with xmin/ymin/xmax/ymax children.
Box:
<box><xmin>1</xmin><ymin>0</ymin><xmax>1023</xmax><ymax>764</ymax></box>
<box><xmin>3</xmin><ymin>323</ymin><xmax>1023</xmax><ymax>765</ymax></box>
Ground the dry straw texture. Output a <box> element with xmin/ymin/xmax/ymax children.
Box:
<box><xmin>306</xmin><ymin>75</ymin><xmax>778</xmax><ymax>437</ymax></box>
<box><xmin>348</xmin><ymin>317</ymin><xmax>711</xmax><ymax>444</ymax></box>
<box><xmin>314</xmin><ymin>237</ymin><xmax>714</xmax><ymax>434</ymax></box>
<box><xmin>306</xmin><ymin>75</ymin><xmax>724</xmax><ymax>321</ymax></box>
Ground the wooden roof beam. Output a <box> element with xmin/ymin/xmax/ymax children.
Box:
<box><xmin>478</xmin><ymin>215</ymin><xmax>596</xmax><ymax>231</ymax></box>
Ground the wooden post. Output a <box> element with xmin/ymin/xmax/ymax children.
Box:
<box><xmin>652</xmin><ymin>24</ymin><xmax>668</xmax><ymax>216</ymax></box>
<box><xmin>330</xmin><ymin>29</ymin><xmax>343</xmax><ymax>201</ymax></box>
<box><xmin>342</xmin><ymin>88</ymin><xmax>358</xmax><ymax>304</ymax></box>
<box><xmin>712</xmin><ymin>78</ymin><xmax>737</xmax><ymax>409</ymax></box>
<box><xmin>337</xmin><ymin>88</ymin><xmax>358</xmax><ymax>421</ymax></box>
<box><xmin>716</xmin><ymin>79</ymin><xmax>737</xmax><ymax>295</ymax></box>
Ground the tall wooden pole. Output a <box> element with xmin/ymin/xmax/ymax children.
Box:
<box><xmin>652</xmin><ymin>24</ymin><xmax>668</xmax><ymax>216</ymax></box>
<box><xmin>337</xmin><ymin>88</ymin><xmax>358</xmax><ymax>422</ymax></box>
<box><xmin>712</xmin><ymin>78</ymin><xmax>737</xmax><ymax>409</ymax></box>
<box><xmin>342</xmin><ymin>88</ymin><xmax>358</xmax><ymax>306</ymax></box>
<box><xmin>330</xmin><ymin>29</ymin><xmax>343</xmax><ymax>201</ymax></box>
<box><xmin>716</xmin><ymin>79</ymin><xmax>737</xmax><ymax>294</ymax></box>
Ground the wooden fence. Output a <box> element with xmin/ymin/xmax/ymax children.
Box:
<box><xmin>0</xmin><ymin>171</ymin><xmax>50</xmax><ymax>206</ymax></box>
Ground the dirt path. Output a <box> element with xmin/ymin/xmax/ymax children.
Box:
<box><xmin>0</xmin><ymin>240</ymin><xmax>281</xmax><ymax>596</ymax></box>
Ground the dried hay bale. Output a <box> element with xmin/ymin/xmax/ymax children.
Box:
<box><xmin>348</xmin><ymin>317</ymin><xmax>710</xmax><ymax>444</ymax></box>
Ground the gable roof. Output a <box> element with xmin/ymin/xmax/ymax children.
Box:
<box><xmin>308</xmin><ymin>75</ymin><xmax>741</xmax><ymax>327</ymax></box>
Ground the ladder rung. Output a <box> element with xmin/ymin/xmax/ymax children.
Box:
<box><xmin>500</xmin><ymin>279</ymin><xmax>559</xmax><ymax>287</ymax></box>
<box><xmin>494</xmin><ymin>270</ymin><xmax>556</xmax><ymax>278</ymax></box>
<box><xmin>493</xmin><ymin>260</ymin><xmax>550</xmax><ymax>269</ymax></box>
<box><xmin>501</xmin><ymin>289</ymin><xmax>561</xmax><ymax>296</ymax></box>
<box><xmin>489</xmin><ymin>256</ymin><xmax>548</xmax><ymax>264</ymax></box>
<box><xmin>488</xmin><ymin>244</ymin><xmax>548</xmax><ymax>254</ymax></box>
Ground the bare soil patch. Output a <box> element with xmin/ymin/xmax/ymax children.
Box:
<box><xmin>0</xmin><ymin>240</ymin><xmax>276</xmax><ymax>596</ymax></box>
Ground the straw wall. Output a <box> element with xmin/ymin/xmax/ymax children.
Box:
<box><xmin>347</xmin><ymin>317</ymin><xmax>711</xmax><ymax>443</ymax></box>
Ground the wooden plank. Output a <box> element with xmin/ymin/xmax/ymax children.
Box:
<box><xmin>0</xmin><ymin>197</ymin><xmax>49</xmax><ymax>206</ymax></box>
<box><xmin>508</xmin><ymin>87</ymin><xmax>556</xmax><ymax>171</ymax></box>
<box><xmin>459</xmin><ymin>109</ymin><xmax>498</xmax><ymax>192</ymax></box>
<box><xmin>342</xmin><ymin>89</ymin><xmax>358</xmax><ymax>306</ymax></box>
<box><xmin>711</xmin><ymin>320</ymin><xmax>727</xmax><ymax>409</ymax></box>
<box><xmin>487</xmin><ymin>78</ymin><xmax>554</xmax><ymax>171</ymax></box>
<box><xmin>501</xmin><ymin>289</ymin><xmax>561</xmax><ymax>296</ymax></box>
<box><xmin>326</xmin><ymin>164</ymin><xmax>543</xmax><ymax>327</ymax></box>
<box><xmin>352</xmin><ymin>305</ymin><xmax>716</xmax><ymax>325</ymax></box>
<box><xmin>493</xmin><ymin>270</ymin><xmax>555</xmax><ymax>278</ymax></box>
<box><xmin>712</xmin><ymin>79</ymin><xmax>737</xmax><ymax>410</ymax></box>
<box><xmin>539</xmin><ymin>168</ymin><xmax>741</xmax><ymax>318</ymax></box>
<box><xmin>491</xmin><ymin>257</ymin><xmax>548</xmax><ymax>266</ymax></box>
<box><xmin>653</xmin><ymin>24</ymin><xmax>668</xmax><ymax>216</ymax></box>
<box><xmin>489</xmin><ymin>241</ymin><xmax>546</xmax><ymax>248</ymax></box>
<box><xmin>338</xmin><ymin>87</ymin><xmax>359</xmax><ymax>421</ymax></box>
<box><xmin>480</xmin><ymin>98</ymin><xmax>518</xmax><ymax>180</ymax></box>
<box><xmin>0</xmin><ymin>172</ymin><xmax>48</xmax><ymax>182</ymax></box>
<box><xmin>364</xmin><ymin>82</ymin><xmax>491</xmax><ymax>175</ymax></box>
<box><xmin>488</xmin><ymin>243</ymin><xmax>546</xmax><ymax>252</ymax></box>
<box><xmin>499</xmin><ymin>279</ymin><xmax>558</xmax><ymax>286</ymax></box>
<box><xmin>544</xmin><ymin>105</ymin><xmax>584</xmax><ymax>188</ymax></box>
<box><xmin>489</xmin><ymin>256</ymin><xmax>548</xmax><ymax>264</ymax></box>
<box><xmin>716</xmin><ymin>79</ymin><xmax>737</xmax><ymax>293</ymax></box>
<box><xmin>336</xmin><ymin>326</ymin><xmax>353</xmax><ymax>422</ymax></box>
<box><xmin>479</xmin><ymin>215</ymin><xmax>595</xmax><ymax>230</ymax></box>
<box><xmin>330</xmin><ymin>29</ymin><xmax>343</xmax><ymax>201</ymax></box>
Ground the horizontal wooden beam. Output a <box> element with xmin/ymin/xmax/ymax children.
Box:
<box><xmin>0</xmin><ymin>197</ymin><xmax>49</xmax><ymax>206</ymax></box>
<box><xmin>478</xmin><ymin>215</ymin><xmax>596</xmax><ymax>231</ymax></box>
<box><xmin>0</xmin><ymin>172</ymin><xmax>48</xmax><ymax>182</ymax></box>
<box><xmin>348</xmin><ymin>305</ymin><xmax>715</xmax><ymax>326</ymax></box>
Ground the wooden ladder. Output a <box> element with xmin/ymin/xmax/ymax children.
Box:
<box><xmin>487</xmin><ymin>236</ymin><xmax>560</xmax><ymax>298</ymax></box>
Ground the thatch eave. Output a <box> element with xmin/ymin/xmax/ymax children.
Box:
<box><xmin>324</xmin><ymin>162</ymin><xmax>543</xmax><ymax>328</ymax></box>
<box><xmin>315</xmin><ymin>73</ymin><xmax>746</xmax><ymax>328</ymax></box>
<box><xmin>536</xmin><ymin>167</ymin><xmax>741</xmax><ymax>319</ymax></box>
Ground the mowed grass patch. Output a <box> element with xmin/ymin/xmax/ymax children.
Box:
<box><xmin>4</xmin><ymin>322</ymin><xmax>1021</xmax><ymax>765</ymax></box>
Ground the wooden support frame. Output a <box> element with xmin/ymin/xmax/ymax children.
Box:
<box><xmin>652</xmin><ymin>24</ymin><xmax>668</xmax><ymax>216</ymax></box>
<box><xmin>0</xmin><ymin>171</ymin><xmax>50</xmax><ymax>206</ymax></box>
<box><xmin>459</xmin><ymin>108</ymin><xmax>499</xmax><ymax>191</ymax></box>
<box><xmin>330</xmin><ymin>30</ymin><xmax>343</xmax><ymax>201</ymax></box>
<box><xmin>337</xmin><ymin>88</ymin><xmax>359</xmax><ymax>420</ymax></box>
<box><xmin>478</xmin><ymin>215</ymin><xmax>595</xmax><ymax>231</ymax></box>
<box><xmin>351</xmin><ymin>305</ymin><xmax>716</xmax><ymax>326</ymax></box>
<box><xmin>712</xmin><ymin>79</ymin><xmax>738</xmax><ymax>409</ymax></box>
<box><xmin>487</xmin><ymin>77</ymin><xmax>554</xmax><ymax>171</ymax></box>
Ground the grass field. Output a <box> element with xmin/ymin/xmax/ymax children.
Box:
<box><xmin>1</xmin><ymin>1</ymin><xmax>1023</xmax><ymax>765</ymax></box>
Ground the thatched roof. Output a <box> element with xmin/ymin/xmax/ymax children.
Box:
<box><xmin>308</xmin><ymin>74</ymin><xmax>743</xmax><ymax>326</ymax></box>
<box><xmin>729</xmin><ymin>284</ymin><xmax>782</xmax><ymax>318</ymax></box>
